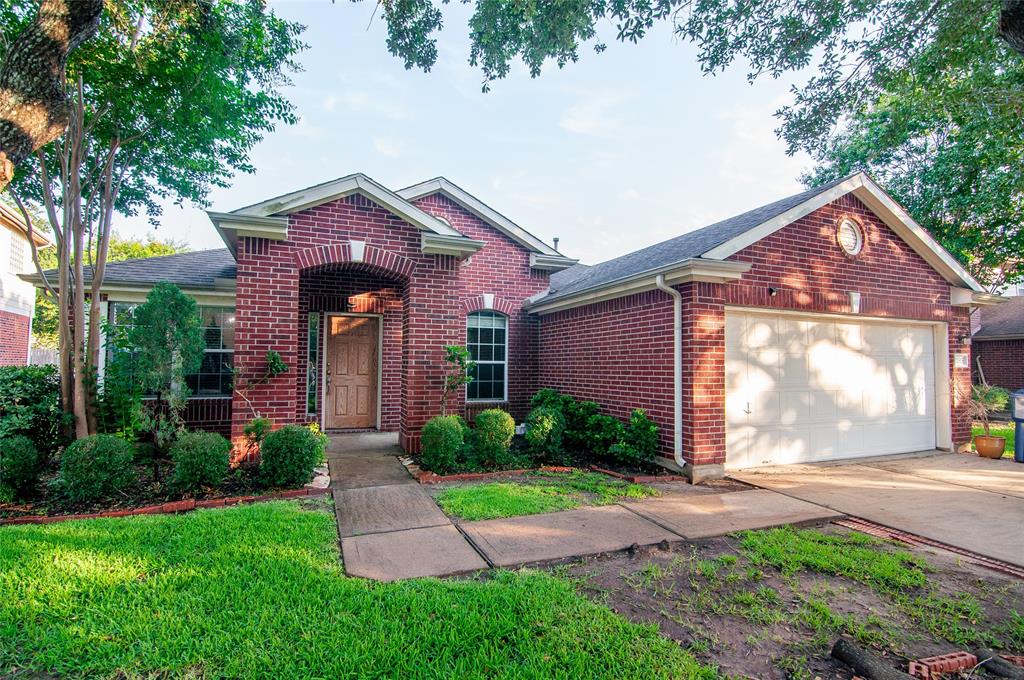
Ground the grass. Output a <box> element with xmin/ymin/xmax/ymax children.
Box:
<box><xmin>435</xmin><ymin>470</ymin><xmax>659</xmax><ymax>521</ymax></box>
<box><xmin>971</xmin><ymin>422</ymin><xmax>1016</xmax><ymax>457</ymax></box>
<box><xmin>0</xmin><ymin>499</ymin><xmax>717</xmax><ymax>679</ymax></box>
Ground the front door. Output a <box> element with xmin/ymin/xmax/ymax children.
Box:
<box><xmin>325</xmin><ymin>315</ymin><xmax>379</xmax><ymax>429</ymax></box>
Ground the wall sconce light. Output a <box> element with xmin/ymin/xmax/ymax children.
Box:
<box><xmin>768</xmin><ymin>287</ymin><xmax>778</xmax><ymax>297</ymax></box>
<box><xmin>958</xmin><ymin>333</ymin><xmax>971</xmax><ymax>346</ymax></box>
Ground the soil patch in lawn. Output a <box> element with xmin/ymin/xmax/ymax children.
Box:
<box><xmin>429</xmin><ymin>470</ymin><xmax>663</xmax><ymax>521</ymax></box>
<box><xmin>560</xmin><ymin>523</ymin><xmax>1023</xmax><ymax>680</ymax></box>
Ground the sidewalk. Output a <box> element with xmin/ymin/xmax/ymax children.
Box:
<box><xmin>328</xmin><ymin>433</ymin><xmax>842</xmax><ymax>581</ymax></box>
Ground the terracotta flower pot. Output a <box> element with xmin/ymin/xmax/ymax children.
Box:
<box><xmin>974</xmin><ymin>435</ymin><xmax>1006</xmax><ymax>459</ymax></box>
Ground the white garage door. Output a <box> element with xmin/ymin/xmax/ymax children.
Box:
<box><xmin>725</xmin><ymin>311</ymin><xmax>937</xmax><ymax>469</ymax></box>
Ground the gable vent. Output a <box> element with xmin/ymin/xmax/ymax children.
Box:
<box><xmin>837</xmin><ymin>218</ymin><xmax>864</xmax><ymax>256</ymax></box>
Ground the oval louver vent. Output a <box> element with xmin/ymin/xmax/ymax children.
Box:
<box><xmin>837</xmin><ymin>219</ymin><xmax>863</xmax><ymax>256</ymax></box>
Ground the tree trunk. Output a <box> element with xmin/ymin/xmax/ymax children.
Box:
<box><xmin>1000</xmin><ymin>0</ymin><xmax>1024</xmax><ymax>56</ymax></box>
<box><xmin>831</xmin><ymin>639</ymin><xmax>914</xmax><ymax>680</ymax></box>
<box><xmin>974</xmin><ymin>649</ymin><xmax>1024</xmax><ymax>679</ymax></box>
<box><xmin>0</xmin><ymin>0</ymin><xmax>104</xmax><ymax>191</ymax></box>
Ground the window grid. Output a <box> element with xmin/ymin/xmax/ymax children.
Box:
<box><xmin>466</xmin><ymin>311</ymin><xmax>507</xmax><ymax>402</ymax></box>
<box><xmin>8</xmin><ymin>233</ymin><xmax>24</xmax><ymax>275</ymax></box>
<box><xmin>306</xmin><ymin>313</ymin><xmax>319</xmax><ymax>415</ymax></box>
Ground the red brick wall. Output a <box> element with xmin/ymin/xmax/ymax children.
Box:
<box><xmin>183</xmin><ymin>398</ymin><xmax>232</xmax><ymax>437</ymax></box>
<box><xmin>538</xmin><ymin>193</ymin><xmax>972</xmax><ymax>468</ymax></box>
<box><xmin>0</xmin><ymin>309</ymin><xmax>30</xmax><ymax>366</ymax></box>
<box><xmin>973</xmin><ymin>338</ymin><xmax>1024</xmax><ymax>391</ymax></box>
<box><xmin>231</xmin><ymin>191</ymin><xmax>548</xmax><ymax>454</ymax></box>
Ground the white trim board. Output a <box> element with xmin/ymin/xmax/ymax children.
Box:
<box><xmin>702</xmin><ymin>172</ymin><xmax>984</xmax><ymax>293</ymax></box>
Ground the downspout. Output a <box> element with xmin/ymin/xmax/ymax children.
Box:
<box><xmin>654</xmin><ymin>275</ymin><xmax>685</xmax><ymax>471</ymax></box>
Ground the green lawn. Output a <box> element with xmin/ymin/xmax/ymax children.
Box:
<box><xmin>971</xmin><ymin>423</ymin><xmax>1016</xmax><ymax>458</ymax></box>
<box><xmin>435</xmin><ymin>471</ymin><xmax>659</xmax><ymax>521</ymax></box>
<box><xmin>0</xmin><ymin>499</ymin><xmax>715</xmax><ymax>679</ymax></box>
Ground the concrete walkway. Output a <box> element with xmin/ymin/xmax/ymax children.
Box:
<box><xmin>328</xmin><ymin>433</ymin><xmax>843</xmax><ymax>581</ymax></box>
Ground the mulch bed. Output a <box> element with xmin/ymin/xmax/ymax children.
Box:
<box><xmin>402</xmin><ymin>458</ymin><xmax>691</xmax><ymax>485</ymax></box>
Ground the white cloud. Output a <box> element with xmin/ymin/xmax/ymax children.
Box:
<box><xmin>559</xmin><ymin>91</ymin><xmax>629</xmax><ymax>136</ymax></box>
<box><xmin>618</xmin><ymin>188</ymin><xmax>640</xmax><ymax>201</ymax></box>
<box><xmin>373</xmin><ymin>136</ymin><xmax>406</xmax><ymax>157</ymax></box>
<box><xmin>322</xmin><ymin>91</ymin><xmax>412</xmax><ymax>120</ymax></box>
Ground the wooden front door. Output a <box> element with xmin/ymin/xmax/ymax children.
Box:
<box><xmin>325</xmin><ymin>315</ymin><xmax>379</xmax><ymax>429</ymax></box>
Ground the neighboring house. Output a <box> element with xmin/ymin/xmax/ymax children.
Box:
<box><xmin>0</xmin><ymin>202</ymin><xmax>48</xmax><ymax>366</ymax></box>
<box><xmin>972</xmin><ymin>295</ymin><xmax>1024</xmax><ymax>390</ymax></box>
<box><xmin>25</xmin><ymin>172</ymin><xmax>1002</xmax><ymax>480</ymax></box>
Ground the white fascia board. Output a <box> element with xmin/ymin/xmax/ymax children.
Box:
<box><xmin>398</xmin><ymin>177</ymin><xmax>562</xmax><ymax>256</ymax></box>
<box><xmin>421</xmin><ymin>232</ymin><xmax>486</xmax><ymax>257</ymax></box>
<box><xmin>530</xmin><ymin>253</ymin><xmax>580</xmax><ymax>272</ymax></box>
<box><xmin>701</xmin><ymin>172</ymin><xmax>983</xmax><ymax>292</ymax></box>
<box><xmin>526</xmin><ymin>259</ymin><xmax>750</xmax><ymax>315</ymax></box>
<box><xmin>230</xmin><ymin>173</ymin><xmax>460</xmax><ymax>237</ymax></box>
<box><xmin>99</xmin><ymin>284</ymin><xmax>236</xmax><ymax>306</ymax></box>
<box><xmin>950</xmin><ymin>287</ymin><xmax>1006</xmax><ymax>306</ymax></box>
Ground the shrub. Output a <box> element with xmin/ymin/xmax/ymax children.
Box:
<box><xmin>55</xmin><ymin>435</ymin><xmax>135</xmax><ymax>504</ymax></box>
<box><xmin>564</xmin><ymin>400</ymin><xmax>600</xmax><ymax>452</ymax></box>
<box><xmin>524</xmin><ymin>406</ymin><xmax>565</xmax><ymax>460</ymax></box>
<box><xmin>582</xmin><ymin>414</ymin><xmax>625</xmax><ymax>459</ymax></box>
<box><xmin>473</xmin><ymin>409</ymin><xmax>516</xmax><ymax>468</ymax></box>
<box><xmin>244</xmin><ymin>416</ymin><xmax>273</xmax><ymax>457</ymax></box>
<box><xmin>530</xmin><ymin>388</ymin><xmax>569</xmax><ymax>411</ymax></box>
<box><xmin>421</xmin><ymin>415</ymin><xmax>468</xmax><ymax>474</ymax></box>
<box><xmin>609</xmin><ymin>409</ymin><xmax>659</xmax><ymax>467</ymax></box>
<box><xmin>0</xmin><ymin>435</ymin><xmax>41</xmax><ymax>497</ymax></box>
<box><xmin>260</xmin><ymin>425</ymin><xmax>325</xmax><ymax>488</ymax></box>
<box><xmin>171</xmin><ymin>431</ymin><xmax>231</xmax><ymax>493</ymax></box>
<box><xmin>0</xmin><ymin>365</ymin><xmax>69</xmax><ymax>458</ymax></box>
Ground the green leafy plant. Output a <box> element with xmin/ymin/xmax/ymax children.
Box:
<box><xmin>0</xmin><ymin>365</ymin><xmax>69</xmax><ymax>458</ymax></box>
<box><xmin>420</xmin><ymin>415</ymin><xmax>469</xmax><ymax>475</ymax></box>
<box><xmin>54</xmin><ymin>434</ymin><xmax>135</xmax><ymax>504</ymax></box>
<box><xmin>440</xmin><ymin>345</ymin><xmax>475</xmax><ymax>416</ymax></box>
<box><xmin>524</xmin><ymin>406</ymin><xmax>565</xmax><ymax>461</ymax></box>
<box><xmin>971</xmin><ymin>383</ymin><xmax>1010</xmax><ymax>436</ymax></box>
<box><xmin>171</xmin><ymin>431</ymin><xmax>231</xmax><ymax>493</ymax></box>
<box><xmin>0</xmin><ymin>435</ymin><xmax>41</xmax><ymax>499</ymax></box>
<box><xmin>234</xmin><ymin>351</ymin><xmax>289</xmax><ymax>420</ymax></box>
<box><xmin>260</xmin><ymin>425</ymin><xmax>326</xmax><ymax>488</ymax></box>
<box><xmin>243</xmin><ymin>416</ymin><xmax>274</xmax><ymax>458</ymax></box>
<box><xmin>609</xmin><ymin>409</ymin><xmax>659</xmax><ymax>467</ymax></box>
<box><xmin>99</xmin><ymin>318</ymin><xmax>146</xmax><ymax>441</ymax></box>
<box><xmin>583</xmin><ymin>414</ymin><xmax>626</xmax><ymax>460</ymax></box>
<box><xmin>473</xmin><ymin>409</ymin><xmax>517</xmax><ymax>469</ymax></box>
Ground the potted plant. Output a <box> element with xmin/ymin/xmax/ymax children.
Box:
<box><xmin>970</xmin><ymin>383</ymin><xmax>1010</xmax><ymax>458</ymax></box>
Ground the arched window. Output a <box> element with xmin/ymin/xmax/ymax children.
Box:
<box><xmin>466</xmin><ymin>311</ymin><xmax>507</xmax><ymax>401</ymax></box>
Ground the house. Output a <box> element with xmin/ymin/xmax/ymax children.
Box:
<box><xmin>973</xmin><ymin>295</ymin><xmax>1024</xmax><ymax>391</ymax></box>
<box><xmin>1</xmin><ymin>202</ymin><xmax>48</xmax><ymax>366</ymax></box>
<box><xmin>25</xmin><ymin>172</ymin><xmax>1001</xmax><ymax>481</ymax></box>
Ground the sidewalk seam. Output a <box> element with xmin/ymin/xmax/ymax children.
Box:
<box><xmin>452</xmin><ymin>521</ymin><xmax>495</xmax><ymax>569</ymax></box>
<box><xmin>616</xmin><ymin>502</ymin><xmax>689</xmax><ymax>540</ymax></box>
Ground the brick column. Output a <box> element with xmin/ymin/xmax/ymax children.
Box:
<box><xmin>950</xmin><ymin>307</ymin><xmax>973</xmax><ymax>450</ymax></box>
<box><xmin>231</xmin><ymin>236</ymin><xmax>300</xmax><ymax>459</ymax></box>
<box><xmin>679</xmin><ymin>281</ymin><xmax>727</xmax><ymax>482</ymax></box>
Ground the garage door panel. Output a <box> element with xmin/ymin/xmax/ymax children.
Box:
<box><xmin>725</xmin><ymin>311</ymin><xmax>938</xmax><ymax>469</ymax></box>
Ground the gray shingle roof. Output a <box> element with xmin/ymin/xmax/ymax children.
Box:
<box><xmin>544</xmin><ymin>175</ymin><xmax>854</xmax><ymax>301</ymax></box>
<box><xmin>975</xmin><ymin>296</ymin><xmax>1024</xmax><ymax>339</ymax></box>
<box><xmin>37</xmin><ymin>249</ymin><xmax>236</xmax><ymax>288</ymax></box>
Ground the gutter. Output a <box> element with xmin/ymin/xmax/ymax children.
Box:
<box><xmin>653</xmin><ymin>274</ymin><xmax>685</xmax><ymax>471</ymax></box>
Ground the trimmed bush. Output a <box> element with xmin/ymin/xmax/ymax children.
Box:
<box><xmin>0</xmin><ymin>435</ymin><xmax>41</xmax><ymax>497</ymax></box>
<box><xmin>529</xmin><ymin>388</ymin><xmax>569</xmax><ymax>411</ymax></box>
<box><xmin>610</xmin><ymin>409</ymin><xmax>659</xmax><ymax>467</ymax></box>
<box><xmin>473</xmin><ymin>409</ymin><xmax>516</xmax><ymax>468</ymax></box>
<box><xmin>56</xmin><ymin>435</ymin><xmax>135</xmax><ymax>504</ymax></box>
<box><xmin>171</xmin><ymin>431</ymin><xmax>231</xmax><ymax>493</ymax></box>
<box><xmin>582</xmin><ymin>413</ymin><xmax>626</xmax><ymax>459</ymax></box>
<box><xmin>420</xmin><ymin>415</ymin><xmax>468</xmax><ymax>474</ymax></box>
<box><xmin>524</xmin><ymin>406</ymin><xmax>565</xmax><ymax>460</ymax></box>
<box><xmin>260</xmin><ymin>425</ymin><xmax>325</xmax><ymax>488</ymax></box>
<box><xmin>0</xmin><ymin>365</ymin><xmax>69</xmax><ymax>458</ymax></box>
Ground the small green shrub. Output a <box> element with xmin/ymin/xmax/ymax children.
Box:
<box><xmin>609</xmin><ymin>409</ymin><xmax>659</xmax><ymax>466</ymax></box>
<box><xmin>55</xmin><ymin>435</ymin><xmax>135</xmax><ymax>504</ymax></box>
<box><xmin>525</xmin><ymin>406</ymin><xmax>565</xmax><ymax>460</ymax></box>
<box><xmin>260</xmin><ymin>425</ymin><xmax>325</xmax><ymax>488</ymax></box>
<box><xmin>563</xmin><ymin>400</ymin><xmax>600</xmax><ymax>452</ymax></box>
<box><xmin>0</xmin><ymin>435</ymin><xmax>41</xmax><ymax>497</ymax></box>
<box><xmin>583</xmin><ymin>413</ymin><xmax>625</xmax><ymax>459</ymax></box>
<box><xmin>530</xmin><ymin>388</ymin><xmax>569</xmax><ymax>411</ymax></box>
<box><xmin>171</xmin><ymin>431</ymin><xmax>231</xmax><ymax>493</ymax></box>
<box><xmin>244</xmin><ymin>417</ymin><xmax>273</xmax><ymax>457</ymax></box>
<box><xmin>0</xmin><ymin>365</ymin><xmax>69</xmax><ymax>458</ymax></box>
<box><xmin>421</xmin><ymin>415</ymin><xmax>468</xmax><ymax>474</ymax></box>
<box><xmin>473</xmin><ymin>409</ymin><xmax>516</xmax><ymax>468</ymax></box>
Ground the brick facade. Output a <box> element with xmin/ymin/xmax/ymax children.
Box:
<box><xmin>230</xmin><ymin>192</ymin><xmax>548</xmax><ymax>455</ymax></box>
<box><xmin>973</xmin><ymin>338</ymin><xmax>1024</xmax><ymax>391</ymax></box>
<box><xmin>0</xmin><ymin>309</ymin><xmax>30</xmax><ymax>366</ymax></box>
<box><xmin>538</xmin><ymin>193</ymin><xmax>972</xmax><ymax>472</ymax></box>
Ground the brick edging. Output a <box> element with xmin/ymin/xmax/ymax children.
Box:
<box><xmin>0</xmin><ymin>486</ymin><xmax>332</xmax><ymax>526</ymax></box>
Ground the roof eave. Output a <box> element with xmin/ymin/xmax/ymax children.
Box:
<box><xmin>525</xmin><ymin>258</ymin><xmax>751</xmax><ymax>315</ymax></box>
<box><xmin>207</xmin><ymin>212</ymin><xmax>288</xmax><ymax>256</ymax></box>
<box><xmin>950</xmin><ymin>287</ymin><xmax>1007</xmax><ymax>307</ymax></box>
<box><xmin>530</xmin><ymin>253</ymin><xmax>580</xmax><ymax>272</ymax></box>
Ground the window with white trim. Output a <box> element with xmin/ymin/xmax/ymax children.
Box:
<box><xmin>466</xmin><ymin>311</ymin><xmax>507</xmax><ymax>401</ymax></box>
<box><xmin>306</xmin><ymin>312</ymin><xmax>319</xmax><ymax>415</ymax></box>
<box><xmin>8</xmin><ymin>232</ymin><xmax>24</xmax><ymax>274</ymax></box>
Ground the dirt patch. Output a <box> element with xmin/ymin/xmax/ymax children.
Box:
<box><xmin>559</xmin><ymin>522</ymin><xmax>1023</xmax><ymax>679</ymax></box>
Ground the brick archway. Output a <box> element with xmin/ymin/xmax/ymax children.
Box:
<box><xmin>294</xmin><ymin>242</ymin><xmax>416</xmax><ymax>279</ymax></box>
<box><xmin>462</xmin><ymin>294</ymin><xmax>517</xmax><ymax>316</ymax></box>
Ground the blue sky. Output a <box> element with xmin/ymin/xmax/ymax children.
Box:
<box><xmin>121</xmin><ymin>1</ymin><xmax>813</xmax><ymax>266</ymax></box>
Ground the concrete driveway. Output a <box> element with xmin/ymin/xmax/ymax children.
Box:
<box><xmin>730</xmin><ymin>452</ymin><xmax>1024</xmax><ymax>567</ymax></box>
